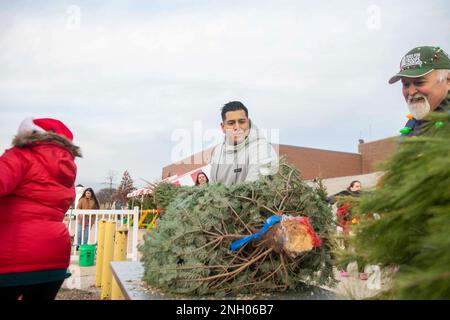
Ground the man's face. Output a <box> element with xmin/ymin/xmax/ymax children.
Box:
<box><xmin>401</xmin><ymin>70</ymin><xmax>450</xmax><ymax>119</ymax></box>
<box><xmin>221</xmin><ymin>110</ymin><xmax>250</xmax><ymax>145</ymax></box>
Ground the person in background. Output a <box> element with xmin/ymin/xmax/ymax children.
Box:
<box><xmin>329</xmin><ymin>181</ymin><xmax>367</xmax><ymax>279</ymax></box>
<box><xmin>331</xmin><ymin>180</ymin><xmax>362</xmax><ymax>243</ymax></box>
<box><xmin>328</xmin><ymin>180</ymin><xmax>362</xmax><ymax>205</ymax></box>
<box><xmin>195</xmin><ymin>172</ymin><xmax>209</xmax><ymax>186</ymax></box>
<box><xmin>0</xmin><ymin>117</ymin><xmax>81</xmax><ymax>300</ymax></box>
<box><xmin>111</xmin><ymin>199</ymin><xmax>124</xmax><ymax>210</ymax></box>
<box><xmin>76</xmin><ymin>187</ymin><xmax>100</xmax><ymax>247</ymax></box>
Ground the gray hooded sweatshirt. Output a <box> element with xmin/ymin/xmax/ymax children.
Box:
<box><xmin>209</xmin><ymin>123</ymin><xmax>279</xmax><ymax>186</ymax></box>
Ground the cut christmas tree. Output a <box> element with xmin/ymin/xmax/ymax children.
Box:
<box><xmin>139</xmin><ymin>157</ymin><xmax>336</xmax><ymax>297</ymax></box>
<box><xmin>337</xmin><ymin>111</ymin><xmax>450</xmax><ymax>299</ymax></box>
<box><xmin>152</xmin><ymin>181</ymin><xmax>186</xmax><ymax>213</ymax></box>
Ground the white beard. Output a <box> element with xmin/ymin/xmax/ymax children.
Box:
<box><xmin>407</xmin><ymin>95</ymin><xmax>431</xmax><ymax>120</ymax></box>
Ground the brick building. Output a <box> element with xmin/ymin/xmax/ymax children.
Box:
<box><xmin>162</xmin><ymin>136</ymin><xmax>399</xmax><ymax>180</ymax></box>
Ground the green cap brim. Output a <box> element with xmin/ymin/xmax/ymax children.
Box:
<box><xmin>388</xmin><ymin>68</ymin><xmax>434</xmax><ymax>84</ymax></box>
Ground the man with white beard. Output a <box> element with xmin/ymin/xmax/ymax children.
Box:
<box><xmin>389</xmin><ymin>46</ymin><xmax>450</xmax><ymax>136</ymax></box>
<box><xmin>209</xmin><ymin>101</ymin><xmax>279</xmax><ymax>186</ymax></box>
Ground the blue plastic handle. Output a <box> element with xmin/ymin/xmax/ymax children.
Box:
<box><xmin>230</xmin><ymin>215</ymin><xmax>281</xmax><ymax>252</ymax></box>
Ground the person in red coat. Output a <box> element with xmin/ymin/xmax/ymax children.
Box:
<box><xmin>0</xmin><ymin>117</ymin><xmax>82</xmax><ymax>300</ymax></box>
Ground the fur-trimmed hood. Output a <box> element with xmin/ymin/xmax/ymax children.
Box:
<box><xmin>12</xmin><ymin>131</ymin><xmax>82</xmax><ymax>158</ymax></box>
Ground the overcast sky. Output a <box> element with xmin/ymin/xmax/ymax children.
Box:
<box><xmin>1</xmin><ymin>0</ymin><xmax>449</xmax><ymax>191</ymax></box>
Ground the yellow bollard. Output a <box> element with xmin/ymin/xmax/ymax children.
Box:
<box><xmin>100</xmin><ymin>220</ymin><xmax>116</xmax><ymax>299</ymax></box>
<box><xmin>95</xmin><ymin>220</ymin><xmax>106</xmax><ymax>287</ymax></box>
<box><xmin>111</xmin><ymin>228</ymin><xmax>128</xmax><ymax>300</ymax></box>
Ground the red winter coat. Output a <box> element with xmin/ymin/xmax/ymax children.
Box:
<box><xmin>0</xmin><ymin>132</ymin><xmax>81</xmax><ymax>274</ymax></box>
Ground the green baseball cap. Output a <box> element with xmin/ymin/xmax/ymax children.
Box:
<box><xmin>389</xmin><ymin>46</ymin><xmax>450</xmax><ymax>84</ymax></box>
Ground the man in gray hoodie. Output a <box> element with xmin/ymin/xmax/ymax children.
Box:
<box><xmin>209</xmin><ymin>101</ymin><xmax>279</xmax><ymax>186</ymax></box>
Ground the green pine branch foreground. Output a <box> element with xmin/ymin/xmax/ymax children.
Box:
<box><xmin>139</xmin><ymin>157</ymin><xmax>336</xmax><ymax>297</ymax></box>
<box><xmin>337</xmin><ymin>112</ymin><xmax>450</xmax><ymax>299</ymax></box>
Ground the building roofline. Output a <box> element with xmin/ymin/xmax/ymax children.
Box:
<box><xmin>275</xmin><ymin>143</ymin><xmax>360</xmax><ymax>156</ymax></box>
<box><xmin>358</xmin><ymin>136</ymin><xmax>398</xmax><ymax>146</ymax></box>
